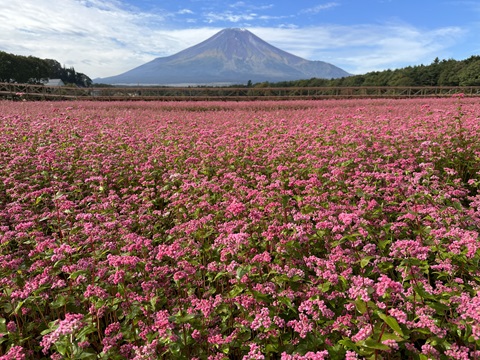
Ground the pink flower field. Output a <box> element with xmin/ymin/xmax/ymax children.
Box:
<box><xmin>1</xmin><ymin>97</ymin><xmax>480</xmax><ymax>359</ymax></box>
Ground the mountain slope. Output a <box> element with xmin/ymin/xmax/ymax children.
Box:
<box><xmin>95</xmin><ymin>28</ymin><xmax>351</xmax><ymax>85</ymax></box>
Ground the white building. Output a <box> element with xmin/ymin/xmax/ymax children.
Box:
<box><xmin>45</xmin><ymin>79</ymin><xmax>65</xmax><ymax>86</ymax></box>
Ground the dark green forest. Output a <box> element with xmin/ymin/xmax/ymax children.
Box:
<box><xmin>0</xmin><ymin>51</ymin><xmax>92</xmax><ymax>87</ymax></box>
<box><xmin>254</xmin><ymin>56</ymin><xmax>480</xmax><ymax>88</ymax></box>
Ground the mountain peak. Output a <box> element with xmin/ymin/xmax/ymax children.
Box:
<box><xmin>96</xmin><ymin>28</ymin><xmax>351</xmax><ymax>85</ymax></box>
<box><xmin>221</xmin><ymin>27</ymin><xmax>248</xmax><ymax>32</ymax></box>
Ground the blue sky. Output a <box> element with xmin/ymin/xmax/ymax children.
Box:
<box><xmin>0</xmin><ymin>0</ymin><xmax>479</xmax><ymax>78</ymax></box>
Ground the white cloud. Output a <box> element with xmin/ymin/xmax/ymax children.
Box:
<box><xmin>252</xmin><ymin>24</ymin><xmax>465</xmax><ymax>74</ymax></box>
<box><xmin>229</xmin><ymin>2</ymin><xmax>274</xmax><ymax>10</ymax></box>
<box><xmin>0</xmin><ymin>0</ymin><xmax>182</xmax><ymax>77</ymax></box>
<box><xmin>178</xmin><ymin>9</ymin><xmax>194</xmax><ymax>15</ymax></box>
<box><xmin>204</xmin><ymin>11</ymin><xmax>258</xmax><ymax>23</ymax></box>
<box><xmin>300</xmin><ymin>2</ymin><xmax>340</xmax><ymax>14</ymax></box>
<box><xmin>0</xmin><ymin>0</ymin><xmax>467</xmax><ymax>78</ymax></box>
<box><xmin>230</xmin><ymin>1</ymin><xmax>247</xmax><ymax>7</ymax></box>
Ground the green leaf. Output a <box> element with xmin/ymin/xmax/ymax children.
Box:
<box><xmin>452</xmin><ymin>201</ymin><xmax>463</xmax><ymax>211</ymax></box>
<box><xmin>1</xmin><ymin>303</ymin><xmax>12</xmax><ymax>314</ymax></box>
<box><xmin>331</xmin><ymin>238</ymin><xmax>348</xmax><ymax>247</ymax></box>
<box><xmin>364</xmin><ymin>338</ymin><xmax>391</xmax><ymax>351</ymax></box>
<box><xmin>378</xmin><ymin>238</ymin><xmax>391</xmax><ymax>250</ymax></box>
<box><xmin>171</xmin><ymin>313</ymin><xmax>196</xmax><ymax>324</ymax></box>
<box><xmin>77</xmin><ymin>351</ymin><xmax>98</xmax><ymax>359</ymax></box>
<box><xmin>381</xmin><ymin>332</ymin><xmax>405</xmax><ymax>342</ymax></box>
<box><xmin>250</xmin><ymin>290</ymin><xmax>270</xmax><ymax>303</ymax></box>
<box><xmin>360</xmin><ymin>256</ymin><xmax>374</xmax><ymax>268</ymax></box>
<box><xmin>229</xmin><ymin>285</ymin><xmax>244</xmax><ymax>298</ymax></box>
<box><xmin>50</xmin><ymin>295</ymin><xmax>66</xmax><ymax>309</ymax></box>
<box><xmin>150</xmin><ymin>296</ymin><xmax>158</xmax><ymax>310</ymax></box>
<box><xmin>277</xmin><ymin>296</ymin><xmax>294</xmax><ymax>310</ymax></box>
<box><xmin>320</xmin><ymin>281</ymin><xmax>331</xmax><ymax>292</ymax></box>
<box><xmin>69</xmin><ymin>270</ymin><xmax>87</xmax><ymax>280</ymax></box>
<box><xmin>76</xmin><ymin>324</ymin><xmax>97</xmax><ymax>339</ymax></box>
<box><xmin>413</xmin><ymin>285</ymin><xmax>435</xmax><ymax>300</ymax></box>
<box><xmin>338</xmin><ymin>338</ymin><xmax>359</xmax><ymax>351</ymax></box>
<box><xmin>213</xmin><ymin>271</ymin><xmax>227</xmax><ymax>281</ymax></box>
<box><xmin>56</xmin><ymin>342</ymin><xmax>69</xmax><ymax>356</ymax></box>
<box><xmin>0</xmin><ymin>318</ymin><xmax>6</xmax><ymax>333</ymax></box>
<box><xmin>427</xmin><ymin>301</ymin><xmax>450</xmax><ymax>315</ymax></box>
<box><xmin>14</xmin><ymin>300</ymin><xmax>25</xmax><ymax>315</ymax></box>
<box><xmin>411</xmin><ymin>328</ymin><xmax>432</xmax><ymax>335</ymax></box>
<box><xmin>265</xmin><ymin>344</ymin><xmax>278</xmax><ymax>354</ymax></box>
<box><xmin>355</xmin><ymin>300</ymin><xmax>367</xmax><ymax>314</ymax></box>
<box><xmin>377</xmin><ymin>312</ymin><xmax>404</xmax><ymax>336</ymax></box>
<box><xmin>378</xmin><ymin>261</ymin><xmax>394</xmax><ymax>272</ymax></box>
<box><xmin>53</xmin><ymin>191</ymin><xmax>64</xmax><ymax>201</ymax></box>
<box><xmin>236</xmin><ymin>265</ymin><xmax>251</xmax><ymax>280</ymax></box>
<box><xmin>41</xmin><ymin>323</ymin><xmax>57</xmax><ymax>336</ymax></box>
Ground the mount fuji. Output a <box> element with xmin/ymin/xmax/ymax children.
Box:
<box><xmin>95</xmin><ymin>28</ymin><xmax>351</xmax><ymax>86</ymax></box>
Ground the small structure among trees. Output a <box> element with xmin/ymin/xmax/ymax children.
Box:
<box><xmin>45</xmin><ymin>79</ymin><xmax>65</xmax><ymax>86</ymax></box>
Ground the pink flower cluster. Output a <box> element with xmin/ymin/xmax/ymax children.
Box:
<box><xmin>40</xmin><ymin>313</ymin><xmax>85</xmax><ymax>353</ymax></box>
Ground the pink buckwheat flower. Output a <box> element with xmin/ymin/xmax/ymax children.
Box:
<box><xmin>382</xmin><ymin>339</ymin><xmax>399</xmax><ymax>351</ymax></box>
<box><xmin>0</xmin><ymin>346</ymin><xmax>27</xmax><ymax>360</ymax></box>
<box><xmin>243</xmin><ymin>343</ymin><xmax>265</xmax><ymax>360</ymax></box>
<box><xmin>338</xmin><ymin>212</ymin><xmax>356</xmax><ymax>226</ymax></box>
<box><xmin>6</xmin><ymin>321</ymin><xmax>17</xmax><ymax>333</ymax></box>
<box><xmin>444</xmin><ymin>344</ymin><xmax>471</xmax><ymax>360</ymax></box>
<box><xmin>421</xmin><ymin>344</ymin><xmax>440</xmax><ymax>359</ymax></box>
<box><xmin>251</xmin><ymin>307</ymin><xmax>272</xmax><ymax>330</ymax></box>
<box><xmin>389</xmin><ymin>308</ymin><xmax>408</xmax><ymax>324</ymax></box>
<box><xmin>375</xmin><ymin>274</ymin><xmax>403</xmax><ymax>297</ymax></box>
<box><xmin>287</xmin><ymin>314</ymin><xmax>313</xmax><ymax>339</ymax></box>
<box><xmin>345</xmin><ymin>351</ymin><xmax>358</xmax><ymax>360</ymax></box>
<box><xmin>389</xmin><ymin>239</ymin><xmax>430</xmax><ymax>260</ymax></box>
<box><xmin>281</xmin><ymin>350</ymin><xmax>329</xmax><ymax>359</ymax></box>
<box><xmin>40</xmin><ymin>314</ymin><xmax>85</xmax><ymax>354</ymax></box>
<box><xmin>226</xmin><ymin>200</ymin><xmax>246</xmax><ymax>216</ymax></box>
<box><xmin>351</xmin><ymin>325</ymin><xmax>372</xmax><ymax>343</ymax></box>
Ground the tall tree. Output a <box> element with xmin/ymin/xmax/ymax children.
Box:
<box><xmin>0</xmin><ymin>51</ymin><xmax>15</xmax><ymax>82</ymax></box>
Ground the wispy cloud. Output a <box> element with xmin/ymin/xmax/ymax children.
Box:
<box><xmin>254</xmin><ymin>24</ymin><xmax>464</xmax><ymax>74</ymax></box>
<box><xmin>204</xmin><ymin>11</ymin><xmax>289</xmax><ymax>24</ymax></box>
<box><xmin>178</xmin><ymin>9</ymin><xmax>194</xmax><ymax>15</ymax></box>
<box><xmin>446</xmin><ymin>0</ymin><xmax>480</xmax><ymax>10</ymax></box>
<box><xmin>300</xmin><ymin>2</ymin><xmax>340</xmax><ymax>14</ymax></box>
<box><xmin>204</xmin><ymin>11</ymin><xmax>258</xmax><ymax>23</ymax></box>
<box><xmin>229</xmin><ymin>2</ymin><xmax>274</xmax><ymax>10</ymax></box>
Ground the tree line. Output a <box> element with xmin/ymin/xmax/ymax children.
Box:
<box><xmin>0</xmin><ymin>51</ymin><xmax>92</xmax><ymax>87</ymax></box>
<box><xmin>2</xmin><ymin>50</ymin><xmax>479</xmax><ymax>89</ymax></box>
<box><xmin>253</xmin><ymin>56</ymin><xmax>480</xmax><ymax>88</ymax></box>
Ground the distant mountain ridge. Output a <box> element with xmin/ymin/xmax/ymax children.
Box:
<box><xmin>95</xmin><ymin>28</ymin><xmax>351</xmax><ymax>85</ymax></box>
